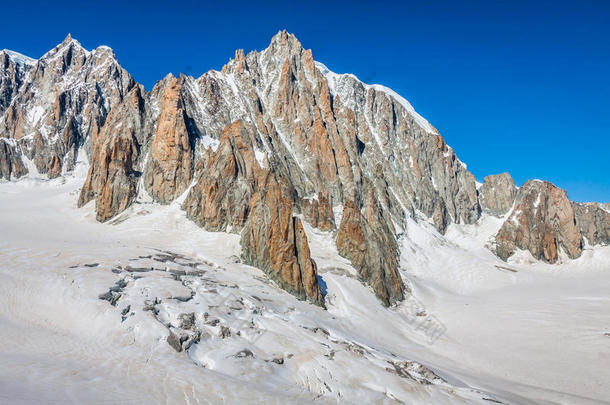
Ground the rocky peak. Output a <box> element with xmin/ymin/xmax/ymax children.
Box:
<box><xmin>142</xmin><ymin>31</ymin><xmax>483</xmax><ymax>304</ymax></box>
<box><xmin>495</xmin><ymin>180</ymin><xmax>583</xmax><ymax>263</ymax></box>
<box><xmin>479</xmin><ymin>172</ymin><xmax>517</xmax><ymax>216</ymax></box>
<box><xmin>78</xmin><ymin>84</ymin><xmax>148</xmax><ymax>222</ymax></box>
<box><xmin>40</xmin><ymin>34</ymin><xmax>89</xmax><ymax>70</ymax></box>
<box><xmin>0</xmin><ymin>36</ymin><xmax>135</xmax><ymax>179</ymax></box>
<box><xmin>62</xmin><ymin>33</ymin><xmax>75</xmax><ymax>44</ymax></box>
<box><xmin>3</xmin><ymin>31</ymin><xmax>609</xmax><ymax>307</ymax></box>
<box><xmin>59</xmin><ymin>33</ymin><xmax>84</xmax><ymax>51</ymax></box>
<box><xmin>144</xmin><ymin>75</ymin><xmax>195</xmax><ymax>204</ymax></box>
<box><xmin>266</xmin><ymin>30</ymin><xmax>304</xmax><ymax>58</ymax></box>
<box><xmin>572</xmin><ymin>202</ymin><xmax>610</xmax><ymax>247</ymax></box>
<box><xmin>0</xmin><ymin>50</ymin><xmax>33</xmax><ymax>115</ymax></box>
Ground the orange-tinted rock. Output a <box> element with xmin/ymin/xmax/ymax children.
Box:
<box><xmin>479</xmin><ymin>173</ymin><xmax>517</xmax><ymax>216</ymax></box>
<box><xmin>183</xmin><ymin>120</ymin><xmax>323</xmax><ymax>305</ymax></box>
<box><xmin>337</xmin><ymin>191</ymin><xmax>405</xmax><ymax>306</ymax></box>
<box><xmin>300</xmin><ymin>192</ymin><xmax>335</xmax><ymax>232</ymax></box>
<box><xmin>47</xmin><ymin>154</ymin><xmax>62</xmax><ymax>179</ymax></box>
<box><xmin>145</xmin><ymin>76</ymin><xmax>194</xmax><ymax>204</ymax></box>
<box><xmin>78</xmin><ymin>86</ymin><xmax>145</xmax><ymax>222</ymax></box>
<box><xmin>241</xmin><ymin>170</ymin><xmax>323</xmax><ymax>306</ymax></box>
<box><xmin>79</xmin><ymin>134</ymin><xmax>139</xmax><ymax>222</ymax></box>
<box><xmin>496</xmin><ymin>180</ymin><xmax>583</xmax><ymax>263</ymax></box>
<box><xmin>183</xmin><ymin>121</ymin><xmax>259</xmax><ymax>231</ymax></box>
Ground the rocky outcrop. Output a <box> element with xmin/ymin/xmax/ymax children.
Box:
<box><xmin>0</xmin><ymin>50</ymin><xmax>33</xmax><ymax>115</ymax></box>
<box><xmin>184</xmin><ymin>120</ymin><xmax>323</xmax><ymax>305</ymax></box>
<box><xmin>5</xmin><ymin>31</ymin><xmax>609</xmax><ymax>307</ymax></box>
<box><xmin>337</xmin><ymin>189</ymin><xmax>405</xmax><ymax>306</ymax></box>
<box><xmin>495</xmin><ymin>180</ymin><xmax>583</xmax><ymax>263</ymax></box>
<box><xmin>299</xmin><ymin>192</ymin><xmax>335</xmax><ymax>232</ymax></box>
<box><xmin>0</xmin><ymin>51</ymin><xmax>33</xmax><ymax>180</ymax></box>
<box><xmin>0</xmin><ymin>35</ymin><xmax>135</xmax><ymax>179</ymax></box>
<box><xmin>572</xmin><ymin>203</ymin><xmax>610</xmax><ymax>246</ymax></box>
<box><xmin>47</xmin><ymin>154</ymin><xmax>62</xmax><ymax>179</ymax></box>
<box><xmin>320</xmin><ymin>63</ymin><xmax>481</xmax><ymax>233</ymax></box>
<box><xmin>78</xmin><ymin>86</ymin><xmax>146</xmax><ymax>221</ymax></box>
<box><xmin>182</xmin><ymin>121</ymin><xmax>258</xmax><ymax>232</ymax></box>
<box><xmin>0</xmin><ymin>139</ymin><xmax>27</xmax><ymax>180</ymax></box>
<box><xmin>144</xmin><ymin>75</ymin><xmax>194</xmax><ymax>204</ymax></box>
<box><xmin>241</xmin><ymin>171</ymin><xmax>323</xmax><ymax>306</ymax></box>
<box><xmin>479</xmin><ymin>173</ymin><xmax>517</xmax><ymax>216</ymax></box>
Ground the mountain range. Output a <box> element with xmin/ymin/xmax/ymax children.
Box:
<box><xmin>1</xmin><ymin>30</ymin><xmax>608</xmax><ymax>308</ymax></box>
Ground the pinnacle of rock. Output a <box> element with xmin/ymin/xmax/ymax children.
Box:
<box><xmin>0</xmin><ymin>31</ymin><xmax>607</xmax><ymax>305</ymax></box>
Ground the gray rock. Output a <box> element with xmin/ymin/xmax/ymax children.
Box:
<box><xmin>179</xmin><ymin>313</ymin><xmax>196</xmax><ymax>330</ymax></box>
<box><xmin>0</xmin><ymin>139</ymin><xmax>27</xmax><ymax>180</ymax></box>
<box><xmin>336</xmin><ymin>185</ymin><xmax>405</xmax><ymax>306</ymax></box>
<box><xmin>0</xmin><ymin>36</ymin><xmax>135</xmax><ymax>179</ymax></box>
<box><xmin>572</xmin><ymin>202</ymin><xmax>610</xmax><ymax>246</ymax></box>
<box><xmin>479</xmin><ymin>173</ymin><xmax>517</xmax><ymax>216</ymax></box>
<box><xmin>167</xmin><ymin>330</ymin><xmax>182</xmax><ymax>352</ymax></box>
<box><xmin>495</xmin><ymin>180</ymin><xmax>583</xmax><ymax>263</ymax></box>
<box><xmin>3</xmin><ymin>30</ymin><xmax>608</xmax><ymax>310</ymax></box>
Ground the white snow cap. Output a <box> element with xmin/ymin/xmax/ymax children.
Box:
<box><xmin>1</xmin><ymin>49</ymin><xmax>36</xmax><ymax>66</ymax></box>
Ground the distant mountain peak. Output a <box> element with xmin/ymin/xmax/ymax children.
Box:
<box><xmin>0</xmin><ymin>49</ymin><xmax>36</xmax><ymax>66</ymax></box>
<box><xmin>61</xmin><ymin>33</ymin><xmax>76</xmax><ymax>45</ymax></box>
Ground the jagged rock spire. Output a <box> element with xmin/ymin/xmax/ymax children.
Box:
<box><xmin>2</xmin><ymin>31</ymin><xmax>609</xmax><ymax>306</ymax></box>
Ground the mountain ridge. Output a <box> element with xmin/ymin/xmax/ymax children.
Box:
<box><xmin>1</xmin><ymin>31</ymin><xmax>608</xmax><ymax>305</ymax></box>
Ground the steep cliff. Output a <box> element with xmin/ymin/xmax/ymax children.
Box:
<box><xmin>2</xmin><ymin>31</ymin><xmax>608</xmax><ymax>305</ymax></box>
<box><xmin>495</xmin><ymin>180</ymin><xmax>583</xmax><ymax>263</ymax></box>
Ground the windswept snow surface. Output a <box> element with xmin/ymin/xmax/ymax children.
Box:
<box><xmin>0</xmin><ymin>49</ymin><xmax>36</xmax><ymax>66</ymax></box>
<box><xmin>1</xmin><ymin>163</ymin><xmax>609</xmax><ymax>404</ymax></box>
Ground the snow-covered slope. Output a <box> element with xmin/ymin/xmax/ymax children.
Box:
<box><xmin>0</xmin><ymin>49</ymin><xmax>36</xmax><ymax>66</ymax></box>
<box><xmin>1</xmin><ymin>155</ymin><xmax>609</xmax><ymax>404</ymax></box>
<box><xmin>1</xmin><ymin>31</ymin><xmax>609</xmax><ymax>404</ymax></box>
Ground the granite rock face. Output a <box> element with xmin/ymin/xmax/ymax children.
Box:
<box><xmin>144</xmin><ymin>75</ymin><xmax>195</xmax><ymax>204</ymax></box>
<box><xmin>299</xmin><ymin>192</ymin><xmax>335</xmax><ymax>232</ymax></box>
<box><xmin>572</xmin><ymin>202</ymin><xmax>610</xmax><ymax>246</ymax></box>
<box><xmin>0</xmin><ymin>50</ymin><xmax>33</xmax><ymax>116</ymax></box>
<box><xmin>241</xmin><ymin>171</ymin><xmax>323</xmax><ymax>306</ymax></box>
<box><xmin>3</xmin><ymin>31</ymin><xmax>609</xmax><ymax>305</ymax></box>
<box><xmin>0</xmin><ymin>139</ymin><xmax>27</xmax><ymax>180</ymax></box>
<box><xmin>479</xmin><ymin>173</ymin><xmax>517</xmax><ymax>216</ymax></box>
<box><xmin>495</xmin><ymin>180</ymin><xmax>583</xmax><ymax>263</ymax></box>
<box><xmin>184</xmin><ymin>120</ymin><xmax>323</xmax><ymax>305</ymax></box>
<box><xmin>78</xmin><ymin>86</ymin><xmax>147</xmax><ymax>221</ymax></box>
<box><xmin>337</xmin><ymin>185</ymin><xmax>405</xmax><ymax>306</ymax></box>
<box><xmin>0</xmin><ymin>35</ymin><xmax>134</xmax><ymax>178</ymax></box>
<box><xmin>322</xmin><ymin>65</ymin><xmax>481</xmax><ymax>233</ymax></box>
<box><xmin>0</xmin><ymin>51</ymin><xmax>33</xmax><ymax>180</ymax></box>
<box><xmin>182</xmin><ymin>120</ymin><xmax>258</xmax><ymax>232</ymax></box>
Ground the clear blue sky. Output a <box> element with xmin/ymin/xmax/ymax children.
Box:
<box><xmin>2</xmin><ymin>1</ymin><xmax>609</xmax><ymax>202</ymax></box>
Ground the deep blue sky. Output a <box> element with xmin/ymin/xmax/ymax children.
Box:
<box><xmin>2</xmin><ymin>1</ymin><xmax>609</xmax><ymax>202</ymax></box>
